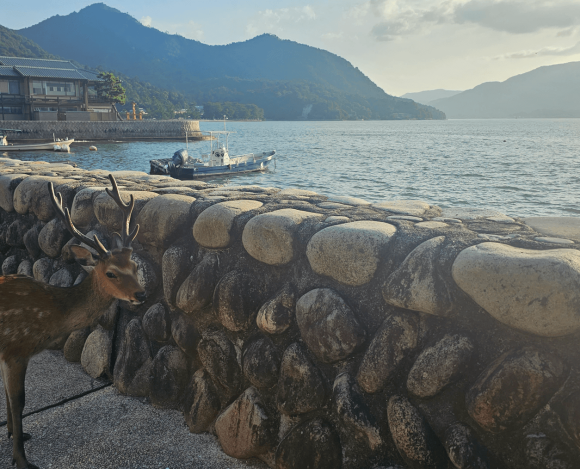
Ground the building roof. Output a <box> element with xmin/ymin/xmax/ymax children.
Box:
<box><xmin>0</xmin><ymin>57</ymin><xmax>105</xmax><ymax>81</ymax></box>
<box><xmin>0</xmin><ymin>56</ymin><xmax>77</xmax><ymax>70</ymax></box>
<box><xmin>0</xmin><ymin>65</ymin><xmax>20</xmax><ymax>78</ymax></box>
<box><xmin>13</xmin><ymin>66</ymin><xmax>92</xmax><ymax>80</ymax></box>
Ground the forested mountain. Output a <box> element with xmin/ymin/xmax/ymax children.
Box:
<box><xmin>401</xmin><ymin>89</ymin><xmax>463</xmax><ymax>106</ymax></box>
<box><xmin>430</xmin><ymin>62</ymin><xmax>580</xmax><ymax>118</ymax></box>
<box><xmin>17</xmin><ymin>3</ymin><xmax>445</xmax><ymax>121</ymax></box>
<box><xmin>0</xmin><ymin>26</ymin><xmax>205</xmax><ymax>119</ymax></box>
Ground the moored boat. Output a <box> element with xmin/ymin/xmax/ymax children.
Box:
<box><xmin>150</xmin><ymin>130</ymin><xmax>276</xmax><ymax>179</ymax></box>
<box><xmin>0</xmin><ymin>129</ymin><xmax>74</xmax><ymax>152</ymax></box>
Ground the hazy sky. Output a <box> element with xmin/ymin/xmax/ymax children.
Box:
<box><xmin>3</xmin><ymin>0</ymin><xmax>580</xmax><ymax>96</ymax></box>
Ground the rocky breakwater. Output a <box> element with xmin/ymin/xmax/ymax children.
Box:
<box><xmin>1</xmin><ymin>157</ymin><xmax>580</xmax><ymax>469</ymax></box>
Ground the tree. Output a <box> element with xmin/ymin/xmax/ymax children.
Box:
<box><xmin>96</xmin><ymin>72</ymin><xmax>126</xmax><ymax>104</ymax></box>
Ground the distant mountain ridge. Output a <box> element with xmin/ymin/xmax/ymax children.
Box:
<box><xmin>430</xmin><ymin>62</ymin><xmax>580</xmax><ymax>118</ymax></box>
<box><xmin>401</xmin><ymin>89</ymin><xmax>463</xmax><ymax>106</ymax></box>
<box><xmin>16</xmin><ymin>3</ymin><xmax>445</xmax><ymax>121</ymax></box>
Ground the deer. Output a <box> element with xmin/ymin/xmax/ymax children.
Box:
<box><xmin>0</xmin><ymin>175</ymin><xmax>146</xmax><ymax>469</ymax></box>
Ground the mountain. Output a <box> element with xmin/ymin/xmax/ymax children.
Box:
<box><xmin>0</xmin><ymin>25</ymin><xmax>59</xmax><ymax>59</ymax></box>
<box><xmin>401</xmin><ymin>89</ymin><xmax>462</xmax><ymax>106</ymax></box>
<box><xmin>430</xmin><ymin>62</ymin><xmax>580</xmax><ymax>118</ymax></box>
<box><xmin>17</xmin><ymin>3</ymin><xmax>445</xmax><ymax>121</ymax></box>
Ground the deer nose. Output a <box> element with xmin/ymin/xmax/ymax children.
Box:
<box><xmin>134</xmin><ymin>291</ymin><xmax>146</xmax><ymax>303</ymax></box>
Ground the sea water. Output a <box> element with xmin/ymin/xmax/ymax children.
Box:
<box><xmin>6</xmin><ymin>119</ymin><xmax>580</xmax><ymax>217</ymax></box>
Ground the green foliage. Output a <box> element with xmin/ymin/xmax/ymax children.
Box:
<box><xmin>203</xmin><ymin>102</ymin><xmax>264</xmax><ymax>120</ymax></box>
<box><xmin>96</xmin><ymin>72</ymin><xmax>126</xmax><ymax>104</ymax></box>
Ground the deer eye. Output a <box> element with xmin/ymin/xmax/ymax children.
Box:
<box><xmin>106</xmin><ymin>272</ymin><xmax>117</xmax><ymax>279</ymax></box>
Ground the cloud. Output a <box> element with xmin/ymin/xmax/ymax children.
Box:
<box><xmin>453</xmin><ymin>0</ymin><xmax>580</xmax><ymax>34</ymax></box>
<box><xmin>494</xmin><ymin>41</ymin><xmax>580</xmax><ymax>59</ymax></box>
<box><xmin>368</xmin><ymin>0</ymin><xmax>580</xmax><ymax>42</ymax></box>
<box><xmin>140</xmin><ymin>16</ymin><xmax>152</xmax><ymax>27</ymax></box>
<box><xmin>246</xmin><ymin>5</ymin><xmax>317</xmax><ymax>36</ymax></box>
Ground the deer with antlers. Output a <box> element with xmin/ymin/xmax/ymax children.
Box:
<box><xmin>0</xmin><ymin>175</ymin><xmax>145</xmax><ymax>469</ymax></box>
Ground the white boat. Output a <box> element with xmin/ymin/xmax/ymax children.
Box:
<box><xmin>150</xmin><ymin>127</ymin><xmax>276</xmax><ymax>179</ymax></box>
<box><xmin>0</xmin><ymin>129</ymin><xmax>74</xmax><ymax>152</ymax></box>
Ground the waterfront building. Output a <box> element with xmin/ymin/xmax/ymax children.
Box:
<box><xmin>0</xmin><ymin>56</ymin><xmax>118</xmax><ymax>121</ymax></box>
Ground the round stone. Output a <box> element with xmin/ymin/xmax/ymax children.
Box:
<box><xmin>306</xmin><ymin>220</ymin><xmax>396</xmax><ymax>286</ymax></box>
<box><xmin>453</xmin><ymin>243</ymin><xmax>580</xmax><ymax>337</ymax></box>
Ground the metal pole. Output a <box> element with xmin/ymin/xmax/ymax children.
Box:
<box><xmin>1</xmin><ymin>94</ymin><xmax>4</xmax><ymax>121</ymax></box>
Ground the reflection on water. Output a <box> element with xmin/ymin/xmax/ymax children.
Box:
<box><xmin>6</xmin><ymin>119</ymin><xmax>580</xmax><ymax>217</ymax></box>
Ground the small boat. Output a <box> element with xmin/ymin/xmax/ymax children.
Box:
<box><xmin>0</xmin><ymin>129</ymin><xmax>74</xmax><ymax>152</ymax></box>
<box><xmin>150</xmin><ymin>130</ymin><xmax>275</xmax><ymax>179</ymax></box>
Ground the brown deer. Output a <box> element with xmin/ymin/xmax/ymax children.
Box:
<box><xmin>0</xmin><ymin>175</ymin><xmax>145</xmax><ymax>469</ymax></box>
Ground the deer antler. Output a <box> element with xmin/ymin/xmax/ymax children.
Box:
<box><xmin>105</xmin><ymin>174</ymin><xmax>139</xmax><ymax>248</ymax></box>
<box><xmin>48</xmin><ymin>182</ymin><xmax>110</xmax><ymax>259</ymax></box>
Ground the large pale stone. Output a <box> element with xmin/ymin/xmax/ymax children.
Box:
<box><xmin>306</xmin><ymin>221</ymin><xmax>396</xmax><ymax>286</ymax></box>
<box><xmin>524</xmin><ymin>217</ymin><xmax>580</xmax><ymax>242</ymax></box>
<box><xmin>193</xmin><ymin>199</ymin><xmax>263</xmax><ymax>248</ymax></box>
<box><xmin>136</xmin><ymin>194</ymin><xmax>195</xmax><ymax>247</ymax></box>
<box><xmin>372</xmin><ymin>200</ymin><xmax>432</xmax><ymax>216</ymax></box>
<box><xmin>441</xmin><ymin>207</ymin><xmax>507</xmax><ymax>221</ymax></box>
<box><xmin>94</xmin><ymin>190</ymin><xmax>158</xmax><ymax>232</ymax></box>
<box><xmin>13</xmin><ymin>176</ymin><xmax>70</xmax><ymax>221</ymax></box>
<box><xmin>242</xmin><ymin>209</ymin><xmax>323</xmax><ymax>265</ymax></box>
<box><xmin>327</xmin><ymin>195</ymin><xmax>371</xmax><ymax>206</ymax></box>
<box><xmin>0</xmin><ymin>174</ymin><xmax>28</xmax><ymax>212</ymax></box>
<box><xmin>452</xmin><ymin>243</ymin><xmax>580</xmax><ymax>337</ymax></box>
<box><xmin>296</xmin><ymin>288</ymin><xmax>366</xmax><ymax>363</ymax></box>
<box><xmin>38</xmin><ymin>218</ymin><xmax>70</xmax><ymax>258</ymax></box>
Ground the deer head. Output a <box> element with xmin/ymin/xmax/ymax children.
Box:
<box><xmin>49</xmin><ymin>175</ymin><xmax>146</xmax><ymax>305</ymax></box>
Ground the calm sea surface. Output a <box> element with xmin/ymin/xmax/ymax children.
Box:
<box><xmin>6</xmin><ymin>119</ymin><xmax>580</xmax><ymax>218</ymax></box>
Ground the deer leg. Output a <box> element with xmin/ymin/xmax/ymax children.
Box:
<box><xmin>1</xmin><ymin>358</ymin><xmax>38</xmax><ymax>469</ymax></box>
<box><xmin>1</xmin><ymin>364</ymin><xmax>14</xmax><ymax>438</ymax></box>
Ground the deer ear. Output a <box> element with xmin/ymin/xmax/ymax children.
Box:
<box><xmin>70</xmin><ymin>245</ymin><xmax>99</xmax><ymax>267</ymax></box>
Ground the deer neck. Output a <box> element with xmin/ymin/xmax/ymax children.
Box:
<box><xmin>59</xmin><ymin>270</ymin><xmax>117</xmax><ymax>332</ymax></box>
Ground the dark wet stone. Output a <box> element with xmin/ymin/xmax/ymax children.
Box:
<box><xmin>333</xmin><ymin>372</ymin><xmax>382</xmax><ymax>450</ymax></box>
<box><xmin>143</xmin><ymin>303</ymin><xmax>171</xmax><ymax>342</ymax></box>
<box><xmin>149</xmin><ymin>345</ymin><xmax>190</xmax><ymax>408</ymax></box>
<box><xmin>162</xmin><ymin>245</ymin><xmax>194</xmax><ymax>306</ymax></box>
<box><xmin>38</xmin><ymin>218</ymin><xmax>70</xmax><ymax>258</ymax></box>
<box><xmin>16</xmin><ymin>259</ymin><xmax>33</xmax><ymax>277</ymax></box>
<box><xmin>387</xmin><ymin>395</ymin><xmax>448</xmax><ymax>469</ymax></box>
<box><xmin>184</xmin><ymin>369</ymin><xmax>221</xmax><ymax>433</ymax></box>
<box><xmin>242</xmin><ymin>336</ymin><xmax>281</xmax><ymax>389</ymax></box>
<box><xmin>6</xmin><ymin>218</ymin><xmax>32</xmax><ymax>247</ymax></box>
<box><xmin>407</xmin><ymin>334</ymin><xmax>474</xmax><ymax>398</ymax></box>
<box><xmin>277</xmin><ymin>342</ymin><xmax>326</xmax><ymax>416</ymax></box>
<box><xmin>443</xmin><ymin>423</ymin><xmax>490</xmax><ymax>469</ymax></box>
<box><xmin>176</xmin><ymin>254</ymin><xmax>219</xmax><ymax>313</ymax></box>
<box><xmin>49</xmin><ymin>267</ymin><xmax>74</xmax><ymax>287</ymax></box>
<box><xmin>33</xmin><ymin>257</ymin><xmax>54</xmax><ymax>283</ymax></box>
<box><xmin>215</xmin><ymin>386</ymin><xmax>277</xmax><ymax>459</ymax></box>
<box><xmin>197</xmin><ymin>329</ymin><xmax>242</xmax><ymax>402</ymax></box>
<box><xmin>357</xmin><ymin>313</ymin><xmax>419</xmax><ymax>394</ymax></box>
<box><xmin>275</xmin><ymin>419</ymin><xmax>342</xmax><ymax>469</ymax></box>
<box><xmin>213</xmin><ymin>270</ymin><xmax>264</xmax><ymax>332</ymax></box>
<box><xmin>256</xmin><ymin>283</ymin><xmax>295</xmax><ymax>334</ymax></box>
<box><xmin>296</xmin><ymin>288</ymin><xmax>366</xmax><ymax>363</ymax></box>
<box><xmin>63</xmin><ymin>327</ymin><xmax>91</xmax><ymax>363</ymax></box>
<box><xmin>466</xmin><ymin>347</ymin><xmax>568</xmax><ymax>433</ymax></box>
<box><xmin>23</xmin><ymin>225</ymin><xmax>41</xmax><ymax>258</ymax></box>
<box><xmin>524</xmin><ymin>434</ymin><xmax>574</xmax><ymax>469</ymax></box>
<box><xmin>114</xmin><ymin>319</ymin><xmax>152</xmax><ymax>397</ymax></box>
<box><xmin>171</xmin><ymin>311</ymin><xmax>200</xmax><ymax>357</ymax></box>
<box><xmin>556</xmin><ymin>391</ymin><xmax>580</xmax><ymax>449</ymax></box>
<box><xmin>2</xmin><ymin>254</ymin><xmax>19</xmax><ymax>275</ymax></box>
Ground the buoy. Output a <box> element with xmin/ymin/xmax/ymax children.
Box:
<box><xmin>89</xmin><ymin>146</ymin><xmax>98</xmax><ymax>151</ymax></box>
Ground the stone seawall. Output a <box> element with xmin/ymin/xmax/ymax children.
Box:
<box><xmin>1</xmin><ymin>158</ymin><xmax>579</xmax><ymax>469</ymax></box>
<box><xmin>1</xmin><ymin>119</ymin><xmax>202</xmax><ymax>141</ymax></box>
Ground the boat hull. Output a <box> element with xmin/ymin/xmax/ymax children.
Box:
<box><xmin>150</xmin><ymin>152</ymin><xmax>275</xmax><ymax>179</ymax></box>
<box><xmin>0</xmin><ymin>139</ymin><xmax>74</xmax><ymax>151</ymax></box>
